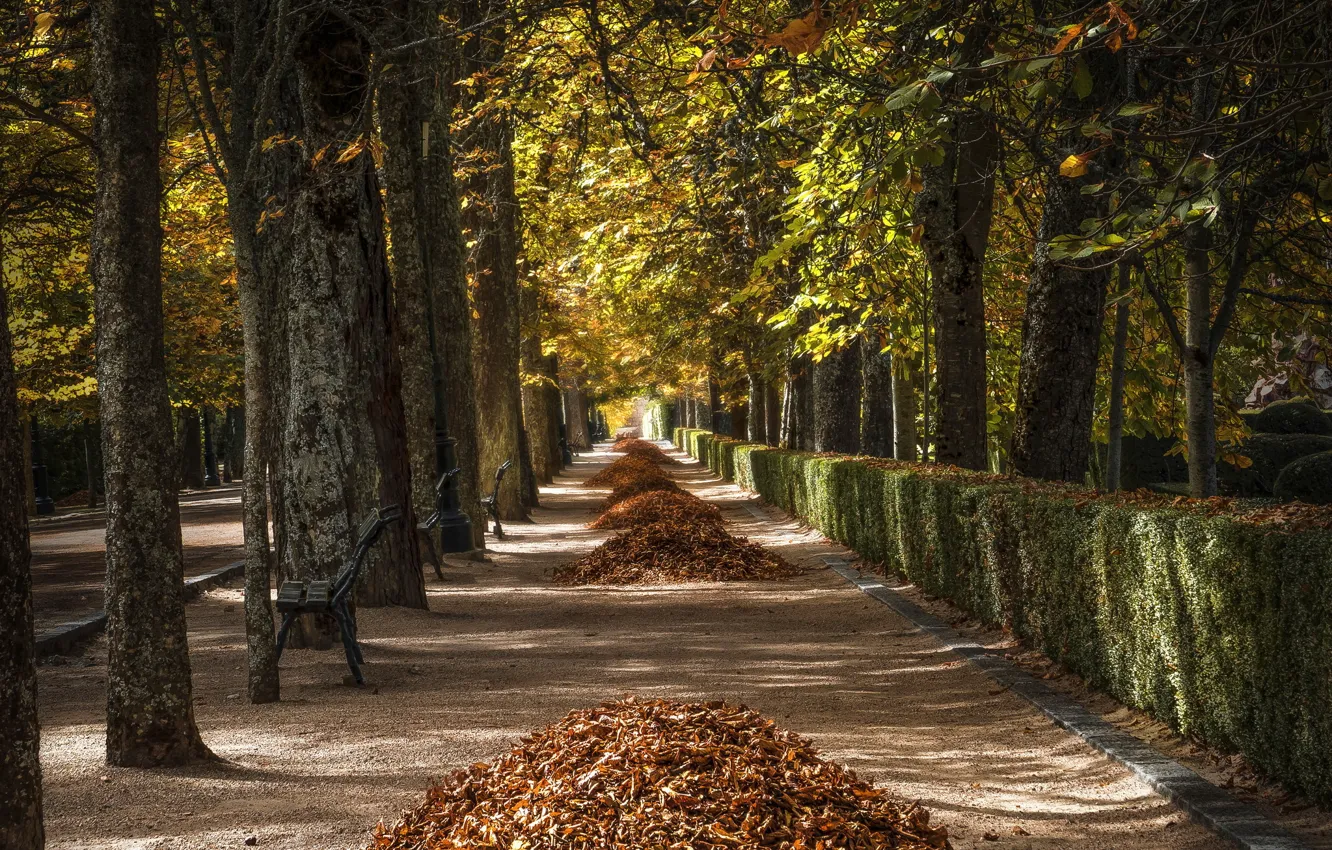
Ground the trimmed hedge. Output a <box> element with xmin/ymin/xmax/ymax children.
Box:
<box><xmin>1247</xmin><ymin>399</ymin><xmax>1332</xmax><ymax>436</ymax></box>
<box><xmin>1221</xmin><ymin>433</ymin><xmax>1332</xmax><ymax>495</ymax></box>
<box><xmin>643</xmin><ymin>399</ymin><xmax>675</xmax><ymax>441</ymax></box>
<box><xmin>1275</xmin><ymin>451</ymin><xmax>1332</xmax><ymax>505</ymax></box>
<box><xmin>675</xmin><ymin>427</ymin><xmax>1332</xmax><ymax>803</ymax></box>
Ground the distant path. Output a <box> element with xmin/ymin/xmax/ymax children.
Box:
<box><xmin>29</xmin><ymin>485</ymin><xmax>244</xmax><ymax>631</ymax></box>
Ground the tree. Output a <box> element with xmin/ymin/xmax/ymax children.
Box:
<box><xmin>812</xmin><ymin>339</ymin><xmax>861</xmax><ymax>453</ymax></box>
<box><xmin>0</xmin><ymin>240</ymin><xmax>42</xmax><ymax>849</ymax></box>
<box><xmin>379</xmin><ymin>0</ymin><xmax>487</xmax><ymax>547</ymax></box>
<box><xmin>91</xmin><ymin>0</ymin><xmax>211</xmax><ymax>766</ymax></box>
<box><xmin>457</xmin><ymin>0</ymin><xmax>534</xmax><ymax>519</ymax></box>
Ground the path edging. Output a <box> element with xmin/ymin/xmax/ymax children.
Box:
<box><xmin>36</xmin><ymin>559</ymin><xmax>245</xmax><ymax>656</ymax></box>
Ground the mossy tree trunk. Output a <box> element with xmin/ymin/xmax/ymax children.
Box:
<box><xmin>893</xmin><ymin>355</ymin><xmax>919</xmax><ymax>461</ymax></box>
<box><xmin>0</xmin><ymin>240</ymin><xmax>42</xmax><ymax>848</ymax></box>
<box><xmin>91</xmin><ymin>0</ymin><xmax>212</xmax><ymax>765</ymax></box>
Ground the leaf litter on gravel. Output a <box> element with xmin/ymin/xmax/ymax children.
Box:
<box><xmin>585</xmin><ymin>455</ymin><xmax>674</xmax><ymax>489</ymax></box>
<box><xmin>589</xmin><ymin>489</ymin><xmax>724</xmax><ymax>531</ymax></box>
<box><xmin>610</xmin><ymin>437</ymin><xmax>678</xmax><ymax>465</ymax></box>
<box><xmin>369</xmin><ymin>696</ymin><xmax>951</xmax><ymax>850</ymax></box>
<box><xmin>555</xmin><ymin>519</ymin><xmax>797</xmax><ymax>585</ymax></box>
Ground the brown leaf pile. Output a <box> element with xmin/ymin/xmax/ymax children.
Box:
<box><xmin>610</xmin><ymin>437</ymin><xmax>677</xmax><ymax>465</ymax></box>
<box><xmin>590</xmin><ymin>488</ymin><xmax>724</xmax><ymax>531</ymax></box>
<box><xmin>555</xmin><ymin>519</ymin><xmax>796</xmax><ymax>585</ymax></box>
<box><xmin>601</xmin><ymin>476</ymin><xmax>683</xmax><ymax>510</ymax></box>
<box><xmin>585</xmin><ymin>455</ymin><xmax>673</xmax><ymax>489</ymax></box>
<box><xmin>368</xmin><ymin>697</ymin><xmax>951</xmax><ymax>850</ymax></box>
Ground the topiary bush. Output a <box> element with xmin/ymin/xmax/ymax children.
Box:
<box><xmin>1220</xmin><ymin>433</ymin><xmax>1332</xmax><ymax>495</ymax></box>
<box><xmin>1247</xmin><ymin>398</ymin><xmax>1332</xmax><ymax>435</ymax></box>
<box><xmin>1274</xmin><ymin>451</ymin><xmax>1332</xmax><ymax>504</ymax></box>
<box><xmin>674</xmin><ymin>426</ymin><xmax>1332</xmax><ymax>804</ymax></box>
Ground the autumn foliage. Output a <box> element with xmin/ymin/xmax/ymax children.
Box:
<box><xmin>369</xmin><ymin>697</ymin><xmax>951</xmax><ymax>850</ymax></box>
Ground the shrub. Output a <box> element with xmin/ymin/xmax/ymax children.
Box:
<box><xmin>1274</xmin><ymin>451</ymin><xmax>1332</xmax><ymax>505</ymax></box>
<box><xmin>1221</xmin><ymin>433</ymin><xmax>1332</xmax><ymax>495</ymax></box>
<box><xmin>673</xmin><ymin>427</ymin><xmax>1332</xmax><ymax>804</ymax></box>
<box><xmin>1248</xmin><ymin>398</ymin><xmax>1332</xmax><ymax>435</ymax></box>
<box><xmin>642</xmin><ymin>400</ymin><xmax>675</xmax><ymax>441</ymax></box>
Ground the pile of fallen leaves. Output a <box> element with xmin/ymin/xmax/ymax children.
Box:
<box><xmin>590</xmin><ymin>488</ymin><xmax>724</xmax><ymax>530</ymax></box>
<box><xmin>369</xmin><ymin>697</ymin><xmax>950</xmax><ymax>850</ymax></box>
<box><xmin>610</xmin><ymin>437</ymin><xmax>676</xmax><ymax>464</ymax></box>
<box><xmin>555</xmin><ymin>519</ymin><xmax>795</xmax><ymax>585</ymax></box>
<box><xmin>585</xmin><ymin>455</ymin><xmax>672</xmax><ymax>489</ymax></box>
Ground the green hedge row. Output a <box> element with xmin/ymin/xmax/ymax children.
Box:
<box><xmin>675</xmin><ymin>427</ymin><xmax>1332</xmax><ymax>803</ymax></box>
<box><xmin>643</xmin><ymin>399</ymin><xmax>674</xmax><ymax>441</ymax></box>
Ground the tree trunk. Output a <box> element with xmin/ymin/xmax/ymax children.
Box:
<box><xmin>222</xmin><ymin>407</ymin><xmax>243</xmax><ymax>483</ymax></box>
<box><xmin>379</xmin><ymin>4</ymin><xmax>486</xmax><ymax>543</ymax></box>
<box><xmin>1105</xmin><ymin>263</ymin><xmax>1132</xmax><ymax>492</ymax></box>
<box><xmin>0</xmin><ymin>242</ymin><xmax>43</xmax><ymax>849</ymax></box>
<box><xmin>458</xmin><ymin>0</ymin><xmax>529</xmax><ymax>521</ymax></box>
<box><xmin>747</xmin><ymin>372</ymin><xmax>766</xmax><ymax>444</ymax></box>
<box><xmin>178</xmin><ymin>408</ymin><xmax>204</xmax><ymax>490</ymax></box>
<box><xmin>277</xmin><ymin>14</ymin><xmax>424</xmax><ymax>618</ymax></box>
<box><xmin>85</xmin><ymin>422</ymin><xmax>99</xmax><ymax>506</ymax></box>
<box><xmin>684</xmin><ymin>395</ymin><xmax>696</xmax><ymax>429</ymax></box>
<box><xmin>893</xmin><ymin>355</ymin><xmax>919</xmax><ymax>461</ymax></box>
<box><xmin>861</xmin><ymin>342</ymin><xmax>895</xmax><ymax>458</ymax></box>
<box><xmin>563</xmin><ymin>379</ymin><xmax>590</xmax><ymax>449</ymax></box>
<box><xmin>1183</xmin><ymin>228</ymin><xmax>1218</xmax><ymax>498</ymax></box>
<box><xmin>705</xmin><ymin>378</ymin><xmax>720</xmax><ymax>432</ymax></box>
<box><xmin>813</xmin><ymin>340</ymin><xmax>861</xmax><ymax>454</ymax></box>
<box><xmin>1010</xmin><ymin>169</ymin><xmax>1111</xmax><ymax>482</ymax></box>
<box><xmin>729</xmin><ymin>400</ymin><xmax>748</xmax><ymax>440</ymax></box>
<box><xmin>540</xmin><ymin>353</ymin><xmax>563</xmax><ymax>474</ymax></box>
<box><xmin>764</xmin><ymin>381</ymin><xmax>780</xmax><ymax>447</ymax></box>
<box><xmin>1011</xmin><ymin>44</ymin><xmax>1122</xmax><ymax>483</ymax></box>
<box><xmin>917</xmin><ymin>114</ymin><xmax>994</xmax><ymax>470</ymax></box>
<box><xmin>520</xmin><ymin>283</ymin><xmax>555</xmax><ymax>485</ymax></box>
<box><xmin>91</xmin><ymin>0</ymin><xmax>211</xmax><ymax>764</ymax></box>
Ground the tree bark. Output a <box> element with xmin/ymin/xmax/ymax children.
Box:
<box><xmin>539</xmin><ymin>353</ymin><xmax>563</xmax><ymax>475</ymax></box>
<box><xmin>0</xmin><ymin>242</ymin><xmax>43</xmax><ymax>848</ymax></box>
<box><xmin>1105</xmin><ymin>263</ymin><xmax>1132</xmax><ymax>492</ymax></box>
<box><xmin>178</xmin><ymin>407</ymin><xmax>204</xmax><ymax>490</ymax></box>
<box><xmin>458</xmin><ymin>0</ymin><xmax>529</xmax><ymax>520</ymax></box>
<box><xmin>893</xmin><ymin>354</ymin><xmax>919</xmax><ymax>461</ymax></box>
<box><xmin>277</xmin><ymin>13</ymin><xmax>424</xmax><ymax>618</ymax></box>
<box><xmin>729</xmin><ymin>398</ymin><xmax>748</xmax><ymax>440</ymax></box>
<box><xmin>917</xmin><ymin>114</ymin><xmax>995</xmax><ymax>470</ymax></box>
<box><xmin>747</xmin><ymin>372</ymin><xmax>766</xmax><ymax>444</ymax></box>
<box><xmin>379</xmin><ymin>2</ymin><xmax>486</xmax><ymax>544</ymax></box>
<box><xmin>813</xmin><ymin>340</ymin><xmax>861</xmax><ymax>454</ymax></box>
<box><xmin>520</xmin><ymin>283</ymin><xmax>555</xmax><ymax>485</ymax></box>
<box><xmin>91</xmin><ymin>0</ymin><xmax>211</xmax><ymax>764</ymax></box>
<box><xmin>764</xmin><ymin>381</ymin><xmax>780</xmax><ymax>447</ymax></box>
<box><xmin>861</xmin><ymin>341</ymin><xmax>895</xmax><ymax>458</ymax></box>
<box><xmin>1011</xmin><ymin>44</ymin><xmax>1123</xmax><ymax>483</ymax></box>
<box><xmin>563</xmin><ymin>378</ymin><xmax>590</xmax><ymax>449</ymax></box>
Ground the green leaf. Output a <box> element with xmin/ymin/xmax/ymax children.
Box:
<box><xmin>1072</xmin><ymin>56</ymin><xmax>1093</xmax><ymax>99</ymax></box>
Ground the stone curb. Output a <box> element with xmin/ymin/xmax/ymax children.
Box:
<box><xmin>35</xmin><ymin>559</ymin><xmax>245</xmax><ymax>656</ymax></box>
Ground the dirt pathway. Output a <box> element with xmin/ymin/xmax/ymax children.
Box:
<box><xmin>38</xmin><ymin>447</ymin><xmax>1226</xmax><ymax>850</ymax></box>
<box><xmin>30</xmin><ymin>485</ymin><xmax>244</xmax><ymax>631</ymax></box>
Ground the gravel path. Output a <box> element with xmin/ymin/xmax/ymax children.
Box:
<box><xmin>38</xmin><ymin>447</ymin><xmax>1229</xmax><ymax>850</ymax></box>
<box><xmin>30</xmin><ymin>485</ymin><xmax>244</xmax><ymax>631</ymax></box>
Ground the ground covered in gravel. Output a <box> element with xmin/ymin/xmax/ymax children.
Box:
<box><xmin>34</xmin><ymin>444</ymin><xmax>1308</xmax><ymax>850</ymax></box>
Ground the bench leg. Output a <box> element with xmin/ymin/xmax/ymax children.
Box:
<box><xmin>332</xmin><ymin>605</ymin><xmax>364</xmax><ymax>685</ymax></box>
<box><xmin>275</xmin><ymin>611</ymin><xmax>299</xmax><ymax>661</ymax></box>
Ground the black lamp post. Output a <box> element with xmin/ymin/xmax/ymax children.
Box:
<box><xmin>31</xmin><ymin>417</ymin><xmax>54</xmax><ymax>515</ymax></box>
<box><xmin>419</xmin><ymin>119</ymin><xmax>472</xmax><ymax>554</ymax></box>
<box><xmin>202</xmin><ymin>407</ymin><xmax>221</xmax><ymax>486</ymax></box>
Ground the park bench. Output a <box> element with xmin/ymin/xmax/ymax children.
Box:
<box><xmin>480</xmin><ymin>459</ymin><xmax>512</xmax><ymax>540</ymax></box>
<box><xmin>420</xmin><ymin>467</ymin><xmax>461</xmax><ymax>578</ymax></box>
<box><xmin>275</xmin><ymin>504</ymin><xmax>401</xmax><ymax>686</ymax></box>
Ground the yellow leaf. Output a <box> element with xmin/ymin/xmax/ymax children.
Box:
<box><xmin>34</xmin><ymin>11</ymin><xmax>56</xmax><ymax>38</ymax></box>
<box><xmin>1052</xmin><ymin>23</ymin><xmax>1083</xmax><ymax>54</ymax></box>
<box><xmin>1060</xmin><ymin>153</ymin><xmax>1091</xmax><ymax>178</ymax></box>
